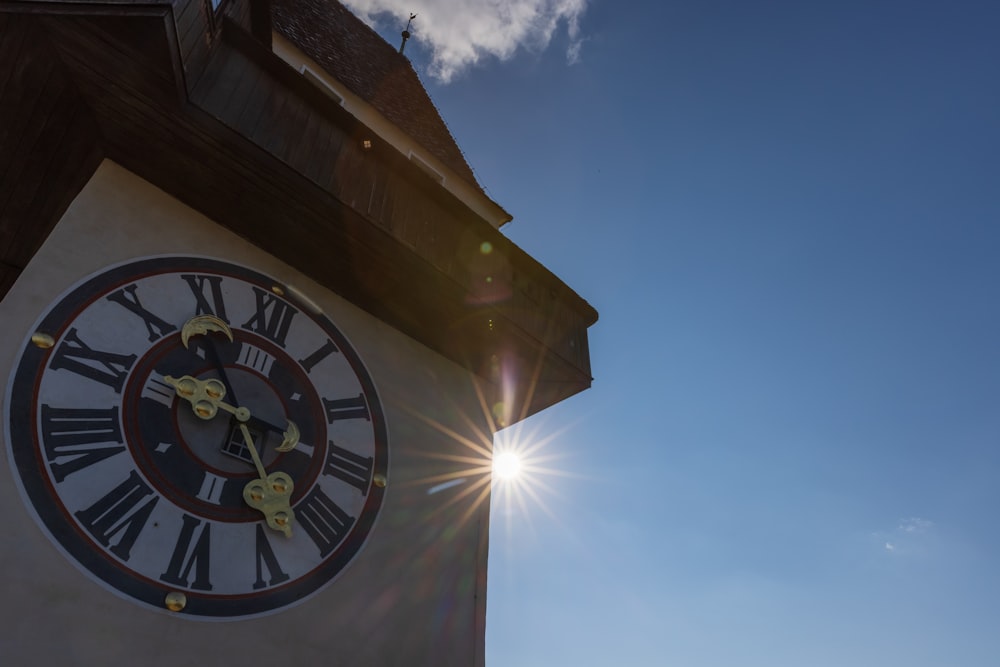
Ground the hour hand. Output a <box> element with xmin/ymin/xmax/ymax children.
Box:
<box><xmin>163</xmin><ymin>374</ymin><xmax>250</xmax><ymax>422</ymax></box>
<box><xmin>241</xmin><ymin>416</ymin><xmax>299</xmax><ymax>453</ymax></box>
<box><xmin>180</xmin><ymin>314</ymin><xmax>233</xmax><ymax>349</ymax></box>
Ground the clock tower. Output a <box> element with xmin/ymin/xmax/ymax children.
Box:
<box><xmin>0</xmin><ymin>1</ymin><xmax>596</xmax><ymax>664</ymax></box>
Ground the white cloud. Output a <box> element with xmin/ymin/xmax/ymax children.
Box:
<box><xmin>899</xmin><ymin>517</ymin><xmax>932</xmax><ymax>533</ymax></box>
<box><xmin>342</xmin><ymin>0</ymin><xmax>589</xmax><ymax>82</ymax></box>
<box><xmin>874</xmin><ymin>517</ymin><xmax>934</xmax><ymax>556</ymax></box>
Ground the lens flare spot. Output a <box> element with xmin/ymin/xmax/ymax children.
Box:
<box><xmin>493</xmin><ymin>451</ymin><xmax>521</xmax><ymax>480</ymax></box>
<box><xmin>491</xmin><ymin>401</ymin><xmax>507</xmax><ymax>427</ymax></box>
<box><xmin>480</xmin><ymin>241</ymin><xmax>493</xmax><ymax>255</ymax></box>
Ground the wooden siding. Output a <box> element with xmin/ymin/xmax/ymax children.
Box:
<box><xmin>0</xmin><ymin>0</ymin><xmax>595</xmax><ymax>422</ymax></box>
<box><xmin>175</xmin><ymin>0</ymin><xmax>214</xmax><ymax>86</ymax></box>
<box><xmin>192</xmin><ymin>19</ymin><xmax>592</xmax><ymax>359</ymax></box>
<box><xmin>0</xmin><ymin>12</ymin><xmax>103</xmax><ymax>286</ymax></box>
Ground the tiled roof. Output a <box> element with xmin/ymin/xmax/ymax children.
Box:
<box><xmin>271</xmin><ymin>0</ymin><xmax>480</xmax><ymax>188</ymax></box>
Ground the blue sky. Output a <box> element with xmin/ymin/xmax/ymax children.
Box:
<box><xmin>352</xmin><ymin>1</ymin><xmax>1000</xmax><ymax>664</ymax></box>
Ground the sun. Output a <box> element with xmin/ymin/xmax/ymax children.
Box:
<box><xmin>492</xmin><ymin>450</ymin><xmax>522</xmax><ymax>481</ymax></box>
<box><xmin>392</xmin><ymin>379</ymin><xmax>579</xmax><ymax>538</ymax></box>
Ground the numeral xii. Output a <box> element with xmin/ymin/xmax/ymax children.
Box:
<box><xmin>242</xmin><ymin>287</ymin><xmax>298</xmax><ymax>347</ymax></box>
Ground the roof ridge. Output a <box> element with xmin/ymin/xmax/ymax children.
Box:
<box><xmin>401</xmin><ymin>54</ymin><xmax>485</xmax><ymax>186</ymax></box>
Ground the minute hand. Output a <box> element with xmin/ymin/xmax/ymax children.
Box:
<box><xmin>242</xmin><ymin>414</ymin><xmax>300</xmax><ymax>453</ymax></box>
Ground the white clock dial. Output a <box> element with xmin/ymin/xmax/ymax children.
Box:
<box><xmin>6</xmin><ymin>256</ymin><xmax>388</xmax><ymax>618</ymax></box>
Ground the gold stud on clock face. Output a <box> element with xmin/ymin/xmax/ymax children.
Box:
<box><xmin>6</xmin><ymin>256</ymin><xmax>388</xmax><ymax>618</ymax></box>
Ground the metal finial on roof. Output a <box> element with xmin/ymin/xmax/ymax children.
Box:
<box><xmin>399</xmin><ymin>13</ymin><xmax>417</xmax><ymax>54</ymax></box>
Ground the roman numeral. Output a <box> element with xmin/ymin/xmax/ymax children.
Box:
<box><xmin>141</xmin><ymin>371</ymin><xmax>175</xmax><ymax>408</ymax></box>
<box><xmin>297</xmin><ymin>487</ymin><xmax>355</xmax><ymax>557</ymax></box>
<box><xmin>49</xmin><ymin>328</ymin><xmax>137</xmax><ymax>393</ymax></box>
<box><xmin>236</xmin><ymin>342</ymin><xmax>275</xmax><ymax>376</ymax></box>
<box><xmin>105</xmin><ymin>284</ymin><xmax>178</xmax><ymax>343</ymax></box>
<box><xmin>241</xmin><ymin>287</ymin><xmax>298</xmax><ymax>347</ymax></box>
<box><xmin>181</xmin><ymin>274</ymin><xmax>228</xmax><ymax>322</ymax></box>
<box><xmin>253</xmin><ymin>524</ymin><xmax>290</xmax><ymax>590</ymax></box>
<box><xmin>40</xmin><ymin>405</ymin><xmax>125</xmax><ymax>482</ymax></box>
<box><xmin>74</xmin><ymin>470</ymin><xmax>159</xmax><ymax>561</ymax></box>
<box><xmin>323</xmin><ymin>394</ymin><xmax>370</xmax><ymax>423</ymax></box>
<box><xmin>324</xmin><ymin>442</ymin><xmax>373</xmax><ymax>494</ymax></box>
<box><xmin>298</xmin><ymin>339</ymin><xmax>338</xmax><ymax>373</ymax></box>
<box><xmin>195</xmin><ymin>471</ymin><xmax>226</xmax><ymax>505</ymax></box>
<box><xmin>160</xmin><ymin>514</ymin><xmax>213</xmax><ymax>591</ymax></box>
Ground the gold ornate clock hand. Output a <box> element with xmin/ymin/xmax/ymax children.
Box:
<box><xmin>164</xmin><ymin>374</ymin><xmax>298</xmax><ymax>452</ymax></box>
<box><xmin>180</xmin><ymin>314</ymin><xmax>246</xmax><ymax>411</ymax></box>
<box><xmin>177</xmin><ymin>315</ymin><xmax>295</xmax><ymax>455</ymax></box>
<box><xmin>11</xmin><ymin>258</ymin><xmax>387</xmax><ymax>617</ymax></box>
<box><xmin>275</xmin><ymin>420</ymin><xmax>299</xmax><ymax>453</ymax></box>
<box><xmin>163</xmin><ymin>374</ymin><xmax>250</xmax><ymax>422</ymax></box>
<box><xmin>245</xmin><ymin>415</ymin><xmax>299</xmax><ymax>453</ymax></box>
<box><xmin>236</xmin><ymin>422</ymin><xmax>268</xmax><ymax>480</ymax></box>
<box><xmin>180</xmin><ymin>314</ymin><xmax>233</xmax><ymax>349</ymax></box>
<box><xmin>239</xmin><ymin>424</ymin><xmax>295</xmax><ymax>538</ymax></box>
<box><xmin>164</xmin><ymin>375</ymin><xmax>295</xmax><ymax>536</ymax></box>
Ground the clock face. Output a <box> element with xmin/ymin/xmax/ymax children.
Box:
<box><xmin>6</xmin><ymin>256</ymin><xmax>388</xmax><ymax>618</ymax></box>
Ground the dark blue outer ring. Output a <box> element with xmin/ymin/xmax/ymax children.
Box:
<box><xmin>7</xmin><ymin>256</ymin><xmax>388</xmax><ymax>619</ymax></box>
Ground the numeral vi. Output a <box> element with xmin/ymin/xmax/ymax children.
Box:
<box><xmin>75</xmin><ymin>470</ymin><xmax>159</xmax><ymax>561</ymax></box>
<box><xmin>160</xmin><ymin>515</ymin><xmax>213</xmax><ymax>591</ymax></box>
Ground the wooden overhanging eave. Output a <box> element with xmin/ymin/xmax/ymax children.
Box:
<box><xmin>0</xmin><ymin>0</ymin><xmax>597</xmax><ymax>423</ymax></box>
